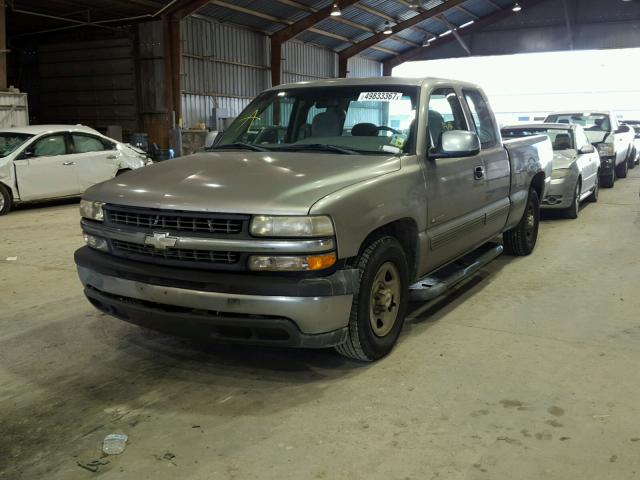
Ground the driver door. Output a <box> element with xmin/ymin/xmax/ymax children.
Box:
<box><xmin>423</xmin><ymin>87</ymin><xmax>489</xmax><ymax>271</ymax></box>
<box><xmin>14</xmin><ymin>133</ymin><xmax>80</xmax><ymax>201</ymax></box>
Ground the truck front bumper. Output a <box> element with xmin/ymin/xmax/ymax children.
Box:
<box><xmin>75</xmin><ymin>247</ymin><xmax>356</xmax><ymax>348</ymax></box>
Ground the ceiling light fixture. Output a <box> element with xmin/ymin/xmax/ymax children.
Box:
<box><xmin>408</xmin><ymin>0</ymin><xmax>421</xmax><ymax>9</ymax></box>
<box><xmin>330</xmin><ymin>2</ymin><xmax>342</xmax><ymax>16</ymax></box>
<box><xmin>383</xmin><ymin>21</ymin><xmax>393</xmax><ymax>35</ymax></box>
<box><xmin>512</xmin><ymin>2</ymin><xmax>522</xmax><ymax>12</ymax></box>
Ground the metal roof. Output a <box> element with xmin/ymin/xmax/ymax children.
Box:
<box><xmin>188</xmin><ymin>0</ymin><xmax>522</xmax><ymax>62</ymax></box>
<box><xmin>6</xmin><ymin>0</ymin><xmax>523</xmax><ymax>64</ymax></box>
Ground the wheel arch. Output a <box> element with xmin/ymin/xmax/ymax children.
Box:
<box><xmin>355</xmin><ymin>218</ymin><xmax>419</xmax><ymax>281</ymax></box>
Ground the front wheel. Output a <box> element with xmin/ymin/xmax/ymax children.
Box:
<box><xmin>503</xmin><ymin>188</ymin><xmax>539</xmax><ymax>256</ymax></box>
<box><xmin>0</xmin><ymin>183</ymin><xmax>12</xmax><ymax>216</ymax></box>
<box><xmin>563</xmin><ymin>180</ymin><xmax>581</xmax><ymax>219</ymax></box>
<box><xmin>335</xmin><ymin>236</ymin><xmax>409</xmax><ymax>362</ymax></box>
<box><xmin>616</xmin><ymin>158</ymin><xmax>628</xmax><ymax>179</ymax></box>
<box><xmin>587</xmin><ymin>176</ymin><xmax>599</xmax><ymax>203</ymax></box>
<box><xmin>601</xmin><ymin>169</ymin><xmax>615</xmax><ymax>188</ymax></box>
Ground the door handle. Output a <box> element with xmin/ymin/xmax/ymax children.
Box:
<box><xmin>474</xmin><ymin>165</ymin><xmax>485</xmax><ymax>180</ymax></box>
<box><xmin>62</xmin><ymin>161</ymin><xmax>76</xmax><ymax>166</ymax></box>
<box><xmin>106</xmin><ymin>155</ymin><xmax>117</xmax><ymax>160</ymax></box>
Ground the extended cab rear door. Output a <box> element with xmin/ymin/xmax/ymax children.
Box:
<box><xmin>461</xmin><ymin>88</ymin><xmax>511</xmax><ymax>237</ymax></box>
<box><xmin>422</xmin><ymin>86</ymin><xmax>491</xmax><ymax>271</ymax></box>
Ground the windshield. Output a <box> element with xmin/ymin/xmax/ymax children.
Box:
<box><xmin>501</xmin><ymin>127</ymin><xmax>574</xmax><ymax>151</ymax></box>
<box><xmin>545</xmin><ymin>113</ymin><xmax>611</xmax><ymax>132</ymax></box>
<box><xmin>0</xmin><ymin>133</ymin><xmax>34</xmax><ymax>158</ymax></box>
<box><xmin>214</xmin><ymin>86</ymin><xmax>418</xmax><ymax>155</ymax></box>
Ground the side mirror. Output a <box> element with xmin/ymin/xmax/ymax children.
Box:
<box><xmin>617</xmin><ymin>125</ymin><xmax>630</xmax><ymax>134</ymax></box>
<box><xmin>430</xmin><ymin>130</ymin><xmax>481</xmax><ymax>159</ymax></box>
<box><xmin>579</xmin><ymin>144</ymin><xmax>595</xmax><ymax>154</ymax></box>
<box><xmin>18</xmin><ymin>149</ymin><xmax>35</xmax><ymax>160</ymax></box>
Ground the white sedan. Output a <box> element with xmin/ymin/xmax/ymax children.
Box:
<box><xmin>0</xmin><ymin>125</ymin><xmax>151</xmax><ymax>215</ymax></box>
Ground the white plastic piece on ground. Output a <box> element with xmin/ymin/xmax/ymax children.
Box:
<box><xmin>6</xmin><ymin>257</ymin><xmax>17</xmax><ymax>261</ymax></box>
<box><xmin>102</xmin><ymin>434</ymin><xmax>128</xmax><ymax>455</ymax></box>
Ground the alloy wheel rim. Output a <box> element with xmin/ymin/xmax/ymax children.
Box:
<box><xmin>369</xmin><ymin>262</ymin><xmax>401</xmax><ymax>337</ymax></box>
<box><xmin>0</xmin><ymin>194</ymin><xmax>4</xmax><ymax>211</ymax></box>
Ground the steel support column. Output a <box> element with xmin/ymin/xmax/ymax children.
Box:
<box><xmin>271</xmin><ymin>37</ymin><xmax>282</xmax><ymax>86</ymax></box>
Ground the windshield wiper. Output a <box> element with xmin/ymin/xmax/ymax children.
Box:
<box><xmin>275</xmin><ymin>143</ymin><xmax>359</xmax><ymax>155</ymax></box>
<box><xmin>207</xmin><ymin>142</ymin><xmax>270</xmax><ymax>152</ymax></box>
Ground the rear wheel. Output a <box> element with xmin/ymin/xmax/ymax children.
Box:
<box><xmin>616</xmin><ymin>158</ymin><xmax>628</xmax><ymax>179</ymax></box>
<box><xmin>563</xmin><ymin>180</ymin><xmax>581</xmax><ymax>219</ymax></box>
<box><xmin>0</xmin><ymin>183</ymin><xmax>12</xmax><ymax>216</ymax></box>
<box><xmin>335</xmin><ymin>236</ymin><xmax>409</xmax><ymax>362</ymax></box>
<box><xmin>503</xmin><ymin>188</ymin><xmax>539</xmax><ymax>256</ymax></box>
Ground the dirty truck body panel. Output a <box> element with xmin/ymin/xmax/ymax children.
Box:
<box><xmin>75</xmin><ymin>77</ymin><xmax>550</xmax><ymax>349</ymax></box>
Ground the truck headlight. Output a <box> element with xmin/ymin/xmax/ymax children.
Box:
<box><xmin>551</xmin><ymin>168</ymin><xmax>572</xmax><ymax>180</ymax></box>
<box><xmin>80</xmin><ymin>200</ymin><xmax>104</xmax><ymax>221</ymax></box>
<box><xmin>248</xmin><ymin>252</ymin><xmax>337</xmax><ymax>271</ymax></box>
<box><xmin>597</xmin><ymin>143</ymin><xmax>615</xmax><ymax>157</ymax></box>
<box><xmin>250</xmin><ymin>215</ymin><xmax>334</xmax><ymax>237</ymax></box>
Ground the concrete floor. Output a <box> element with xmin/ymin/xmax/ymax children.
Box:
<box><xmin>1</xmin><ymin>169</ymin><xmax>639</xmax><ymax>480</ymax></box>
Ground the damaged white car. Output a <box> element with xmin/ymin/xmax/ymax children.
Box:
<box><xmin>0</xmin><ymin>125</ymin><xmax>151</xmax><ymax>215</ymax></box>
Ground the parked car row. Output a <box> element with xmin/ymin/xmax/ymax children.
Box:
<box><xmin>3</xmin><ymin>77</ymin><xmax>635</xmax><ymax>361</ymax></box>
<box><xmin>501</xmin><ymin>110</ymin><xmax>639</xmax><ymax>219</ymax></box>
<box><xmin>0</xmin><ymin>125</ymin><xmax>151</xmax><ymax>215</ymax></box>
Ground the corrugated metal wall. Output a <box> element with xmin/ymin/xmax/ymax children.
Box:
<box><xmin>180</xmin><ymin>16</ymin><xmax>382</xmax><ymax>128</ymax></box>
<box><xmin>38</xmin><ymin>36</ymin><xmax>137</xmax><ymax>134</ymax></box>
<box><xmin>347</xmin><ymin>56</ymin><xmax>383</xmax><ymax>78</ymax></box>
<box><xmin>281</xmin><ymin>41</ymin><xmax>338</xmax><ymax>84</ymax></box>
<box><xmin>181</xmin><ymin>16</ymin><xmax>269</xmax><ymax>128</ymax></box>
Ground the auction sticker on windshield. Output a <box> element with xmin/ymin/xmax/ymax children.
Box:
<box><xmin>357</xmin><ymin>92</ymin><xmax>403</xmax><ymax>102</ymax></box>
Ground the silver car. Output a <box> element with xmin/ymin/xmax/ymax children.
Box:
<box><xmin>502</xmin><ymin>123</ymin><xmax>600</xmax><ymax>218</ymax></box>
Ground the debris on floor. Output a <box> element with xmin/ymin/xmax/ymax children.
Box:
<box><xmin>77</xmin><ymin>459</ymin><xmax>109</xmax><ymax>473</ymax></box>
<box><xmin>102</xmin><ymin>433</ymin><xmax>128</xmax><ymax>455</ymax></box>
<box><xmin>5</xmin><ymin>256</ymin><xmax>17</xmax><ymax>261</ymax></box>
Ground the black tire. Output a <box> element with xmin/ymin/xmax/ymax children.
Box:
<box><xmin>587</xmin><ymin>175</ymin><xmax>599</xmax><ymax>203</ymax></box>
<box><xmin>563</xmin><ymin>180</ymin><xmax>581</xmax><ymax>219</ymax></box>
<box><xmin>335</xmin><ymin>236</ymin><xmax>409</xmax><ymax>362</ymax></box>
<box><xmin>601</xmin><ymin>169</ymin><xmax>615</xmax><ymax>188</ymax></box>
<box><xmin>503</xmin><ymin>188</ymin><xmax>539</xmax><ymax>256</ymax></box>
<box><xmin>630</xmin><ymin>158</ymin><xmax>636</xmax><ymax>170</ymax></box>
<box><xmin>616</xmin><ymin>158</ymin><xmax>628</xmax><ymax>179</ymax></box>
<box><xmin>0</xmin><ymin>183</ymin><xmax>12</xmax><ymax>216</ymax></box>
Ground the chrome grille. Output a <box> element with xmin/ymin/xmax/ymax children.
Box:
<box><xmin>106</xmin><ymin>209</ymin><xmax>243</xmax><ymax>234</ymax></box>
<box><xmin>112</xmin><ymin>240</ymin><xmax>239</xmax><ymax>264</ymax></box>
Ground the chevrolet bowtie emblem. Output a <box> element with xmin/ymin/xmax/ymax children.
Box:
<box><xmin>144</xmin><ymin>232</ymin><xmax>178</xmax><ymax>250</ymax></box>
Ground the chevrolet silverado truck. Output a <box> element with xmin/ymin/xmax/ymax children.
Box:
<box><xmin>75</xmin><ymin>77</ymin><xmax>552</xmax><ymax>361</ymax></box>
<box><xmin>544</xmin><ymin>111</ymin><xmax>635</xmax><ymax>187</ymax></box>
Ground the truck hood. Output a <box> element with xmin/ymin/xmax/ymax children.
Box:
<box><xmin>552</xmin><ymin>150</ymin><xmax>578</xmax><ymax>169</ymax></box>
<box><xmin>84</xmin><ymin>151</ymin><xmax>400</xmax><ymax>215</ymax></box>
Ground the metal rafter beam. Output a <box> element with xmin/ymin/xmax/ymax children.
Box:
<box><xmin>271</xmin><ymin>0</ymin><xmax>362</xmax><ymax>42</ymax></box>
<box><xmin>338</xmin><ymin>0</ymin><xmax>468</xmax><ymax>60</ymax></box>
<box><xmin>383</xmin><ymin>0</ymin><xmax>547</xmax><ymax>70</ymax></box>
<box><xmin>456</xmin><ymin>6</ymin><xmax>479</xmax><ymax>19</ymax></box>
